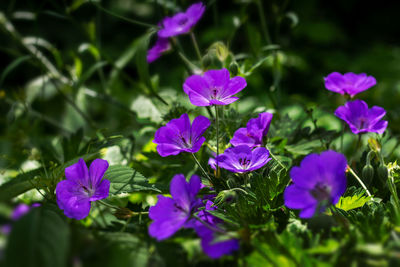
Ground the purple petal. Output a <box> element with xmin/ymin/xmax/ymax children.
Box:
<box><xmin>219</xmin><ymin>76</ymin><xmax>247</xmax><ymax>98</ymax></box>
<box><xmin>203</xmin><ymin>69</ymin><xmax>230</xmax><ymax>89</ymax></box>
<box><xmin>209</xmin><ymin>97</ymin><xmax>239</xmax><ymax>106</ymax></box>
<box><xmin>247</xmin><ymin>112</ymin><xmax>273</xmax><ymax>139</ymax></box>
<box><xmin>89</xmin><ymin>179</ymin><xmax>110</xmax><ymax>201</ymax></box>
<box><xmin>247</xmin><ymin>147</ymin><xmax>271</xmax><ymax>171</ymax></box>
<box><xmin>147</xmin><ymin>37</ymin><xmax>170</xmax><ymax>63</ymax></box>
<box><xmin>148</xmin><ymin>195</ymin><xmax>189</xmax><ymax>240</ymax></box>
<box><xmin>11</xmin><ymin>204</ymin><xmax>30</xmax><ymax>221</ymax></box>
<box><xmin>191</xmin><ymin>115</ymin><xmax>211</xmax><ymax>142</ymax></box>
<box><xmin>65</xmin><ymin>158</ymin><xmax>89</xmax><ymax>185</ymax></box>
<box><xmin>170</xmin><ymin>174</ymin><xmax>201</xmax><ymax>212</ymax></box>
<box><xmin>299</xmin><ymin>204</ymin><xmax>317</xmax><ymax>219</ymax></box>
<box><xmin>199</xmin><ymin>228</ymin><xmax>239</xmax><ymax>259</ymax></box>
<box><xmin>56</xmin><ymin>180</ymin><xmax>92</xmax><ymax>220</ymax></box>
<box><xmin>230</xmin><ymin>127</ymin><xmax>257</xmax><ymax>147</ymax></box>
<box><xmin>370</xmin><ymin>120</ymin><xmax>388</xmax><ymax>135</ymax></box>
<box><xmin>89</xmin><ymin>159</ymin><xmax>109</xmax><ymax>187</ymax></box>
<box><xmin>284</xmin><ymin>185</ymin><xmax>317</xmax><ymax>209</ymax></box>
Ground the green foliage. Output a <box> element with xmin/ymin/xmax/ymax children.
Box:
<box><xmin>335</xmin><ymin>194</ymin><xmax>372</xmax><ymax>211</ymax></box>
<box><xmin>104</xmin><ymin>165</ymin><xmax>163</xmax><ymax>195</ymax></box>
<box><xmin>4</xmin><ymin>204</ymin><xmax>70</xmax><ymax>267</ymax></box>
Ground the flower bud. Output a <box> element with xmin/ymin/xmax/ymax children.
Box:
<box><xmin>229</xmin><ymin>62</ymin><xmax>239</xmax><ymax>76</ymax></box>
<box><xmin>377</xmin><ymin>164</ymin><xmax>388</xmax><ymax>182</ymax></box>
<box><xmin>113</xmin><ymin>207</ymin><xmax>134</xmax><ymax>220</ymax></box>
<box><xmin>202</xmin><ymin>54</ymin><xmax>212</xmax><ymax>68</ymax></box>
<box><xmin>214</xmin><ymin>190</ymin><xmax>237</xmax><ymax>205</ymax></box>
<box><xmin>362</xmin><ymin>164</ymin><xmax>374</xmax><ymax>185</ymax></box>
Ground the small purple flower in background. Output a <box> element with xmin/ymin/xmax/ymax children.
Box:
<box><xmin>1</xmin><ymin>203</ymin><xmax>40</xmax><ymax>235</ymax></box>
<box><xmin>158</xmin><ymin>2</ymin><xmax>205</xmax><ymax>38</ymax></box>
<box><xmin>149</xmin><ymin>174</ymin><xmax>202</xmax><ymax>241</ymax></box>
<box><xmin>334</xmin><ymin>100</ymin><xmax>388</xmax><ymax>135</ymax></box>
<box><xmin>153</xmin><ymin>113</ymin><xmax>210</xmax><ymax>157</ymax></box>
<box><xmin>56</xmin><ymin>158</ymin><xmax>110</xmax><ymax>220</ymax></box>
<box><xmin>215</xmin><ymin>145</ymin><xmax>271</xmax><ymax>173</ymax></box>
<box><xmin>147</xmin><ymin>37</ymin><xmax>170</xmax><ymax>63</ymax></box>
<box><xmin>324</xmin><ymin>72</ymin><xmax>376</xmax><ymax>97</ymax></box>
<box><xmin>183</xmin><ymin>68</ymin><xmax>247</xmax><ymax>106</ymax></box>
<box><xmin>194</xmin><ymin>200</ymin><xmax>239</xmax><ymax>259</ymax></box>
<box><xmin>230</xmin><ymin>112</ymin><xmax>273</xmax><ymax>148</ymax></box>
<box><xmin>284</xmin><ymin>150</ymin><xmax>347</xmax><ymax>218</ymax></box>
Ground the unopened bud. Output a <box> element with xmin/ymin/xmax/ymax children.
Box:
<box><xmin>377</xmin><ymin>164</ymin><xmax>388</xmax><ymax>182</ymax></box>
<box><xmin>362</xmin><ymin>165</ymin><xmax>374</xmax><ymax>185</ymax></box>
<box><xmin>229</xmin><ymin>61</ymin><xmax>239</xmax><ymax>76</ymax></box>
<box><xmin>113</xmin><ymin>207</ymin><xmax>134</xmax><ymax>220</ymax></box>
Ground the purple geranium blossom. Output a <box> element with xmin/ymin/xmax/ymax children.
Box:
<box><xmin>230</xmin><ymin>112</ymin><xmax>273</xmax><ymax>147</ymax></box>
<box><xmin>1</xmin><ymin>203</ymin><xmax>40</xmax><ymax>235</ymax></box>
<box><xmin>56</xmin><ymin>158</ymin><xmax>110</xmax><ymax>220</ymax></box>
<box><xmin>183</xmin><ymin>68</ymin><xmax>247</xmax><ymax>106</ymax></box>
<box><xmin>158</xmin><ymin>2</ymin><xmax>205</xmax><ymax>38</ymax></box>
<box><xmin>284</xmin><ymin>150</ymin><xmax>347</xmax><ymax>218</ymax></box>
<box><xmin>153</xmin><ymin>113</ymin><xmax>211</xmax><ymax>157</ymax></box>
<box><xmin>215</xmin><ymin>145</ymin><xmax>271</xmax><ymax>173</ymax></box>
<box><xmin>147</xmin><ymin>37</ymin><xmax>170</xmax><ymax>63</ymax></box>
<box><xmin>194</xmin><ymin>200</ymin><xmax>239</xmax><ymax>259</ymax></box>
<box><xmin>334</xmin><ymin>100</ymin><xmax>388</xmax><ymax>134</ymax></box>
<box><xmin>149</xmin><ymin>174</ymin><xmax>202</xmax><ymax>241</ymax></box>
<box><xmin>324</xmin><ymin>72</ymin><xmax>376</xmax><ymax>97</ymax></box>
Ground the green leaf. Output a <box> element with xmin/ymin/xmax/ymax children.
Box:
<box><xmin>4</xmin><ymin>203</ymin><xmax>70</xmax><ymax>267</ymax></box>
<box><xmin>0</xmin><ymin>55</ymin><xmax>31</xmax><ymax>87</ymax></box>
<box><xmin>75</xmin><ymin>61</ymin><xmax>108</xmax><ymax>89</ymax></box>
<box><xmin>335</xmin><ymin>193</ymin><xmax>372</xmax><ymax>211</ymax></box>
<box><xmin>103</xmin><ymin>165</ymin><xmax>162</xmax><ymax>195</ymax></box>
<box><xmin>0</xmin><ymin>169</ymin><xmax>41</xmax><ymax>202</ymax></box>
<box><xmin>285</xmin><ymin>139</ymin><xmax>321</xmax><ymax>156</ymax></box>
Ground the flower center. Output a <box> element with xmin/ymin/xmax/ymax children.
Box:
<box><xmin>238</xmin><ymin>158</ymin><xmax>251</xmax><ymax>169</ymax></box>
<box><xmin>177</xmin><ymin>17</ymin><xmax>188</xmax><ymax>26</ymax></box>
<box><xmin>82</xmin><ymin>185</ymin><xmax>95</xmax><ymax>197</ymax></box>
<box><xmin>180</xmin><ymin>136</ymin><xmax>192</xmax><ymax>148</ymax></box>
<box><xmin>310</xmin><ymin>183</ymin><xmax>331</xmax><ymax>202</ymax></box>
<box><xmin>357</xmin><ymin>117</ymin><xmax>368</xmax><ymax>129</ymax></box>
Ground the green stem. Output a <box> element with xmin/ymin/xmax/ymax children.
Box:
<box><xmin>215</xmin><ymin>105</ymin><xmax>220</xmax><ymax>172</ymax></box>
<box><xmin>388</xmin><ymin>171</ymin><xmax>400</xmax><ymax>222</ymax></box>
<box><xmin>190</xmin><ymin>32</ymin><xmax>203</xmax><ymax>66</ymax></box>
<box><xmin>191</xmin><ymin>153</ymin><xmax>212</xmax><ymax>182</ymax></box>
<box><xmin>91</xmin><ymin>1</ymin><xmax>156</xmax><ymax>28</ymax></box>
<box><xmin>346</xmin><ymin>165</ymin><xmax>372</xmax><ymax>197</ymax></box>
<box><xmin>98</xmin><ymin>200</ymin><xmax>119</xmax><ymax>210</ymax></box>
<box><xmin>256</xmin><ymin>0</ymin><xmax>272</xmax><ymax>44</ymax></box>
<box><xmin>265</xmin><ymin>144</ymin><xmax>286</xmax><ymax>170</ymax></box>
<box><xmin>340</xmin><ymin>121</ymin><xmax>345</xmax><ymax>153</ymax></box>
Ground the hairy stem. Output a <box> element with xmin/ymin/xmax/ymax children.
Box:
<box><xmin>346</xmin><ymin>165</ymin><xmax>372</xmax><ymax>197</ymax></box>
<box><xmin>191</xmin><ymin>153</ymin><xmax>212</xmax><ymax>182</ymax></box>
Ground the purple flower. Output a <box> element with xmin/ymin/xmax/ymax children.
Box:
<box><xmin>334</xmin><ymin>100</ymin><xmax>388</xmax><ymax>135</ymax></box>
<box><xmin>215</xmin><ymin>145</ymin><xmax>271</xmax><ymax>173</ymax></box>
<box><xmin>230</xmin><ymin>112</ymin><xmax>273</xmax><ymax>148</ymax></box>
<box><xmin>284</xmin><ymin>150</ymin><xmax>347</xmax><ymax>218</ymax></box>
<box><xmin>158</xmin><ymin>2</ymin><xmax>205</xmax><ymax>38</ymax></box>
<box><xmin>149</xmin><ymin>174</ymin><xmax>202</xmax><ymax>241</ymax></box>
<box><xmin>153</xmin><ymin>113</ymin><xmax>211</xmax><ymax>157</ymax></box>
<box><xmin>183</xmin><ymin>68</ymin><xmax>247</xmax><ymax>106</ymax></box>
<box><xmin>147</xmin><ymin>37</ymin><xmax>170</xmax><ymax>63</ymax></box>
<box><xmin>324</xmin><ymin>72</ymin><xmax>376</xmax><ymax>97</ymax></box>
<box><xmin>56</xmin><ymin>158</ymin><xmax>110</xmax><ymax>220</ymax></box>
<box><xmin>1</xmin><ymin>203</ymin><xmax>40</xmax><ymax>235</ymax></box>
<box><xmin>194</xmin><ymin>201</ymin><xmax>239</xmax><ymax>259</ymax></box>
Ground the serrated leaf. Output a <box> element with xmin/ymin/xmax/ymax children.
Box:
<box><xmin>285</xmin><ymin>139</ymin><xmax>321</xmax><ymax>156</ymax></box>
<box><xmin>103</xmin><ymin>165</ymin><xmax>162</xmax><ymax>195</ymax></box>
<box><xmin>4</xmin><ymin>203</ymin><xmax>70</xmax><ymax>267</ymax></box>
<box><xmin>335</xmin><ymin>194</ymin><xmax>372</xmax><ymax>211</ymax></box>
